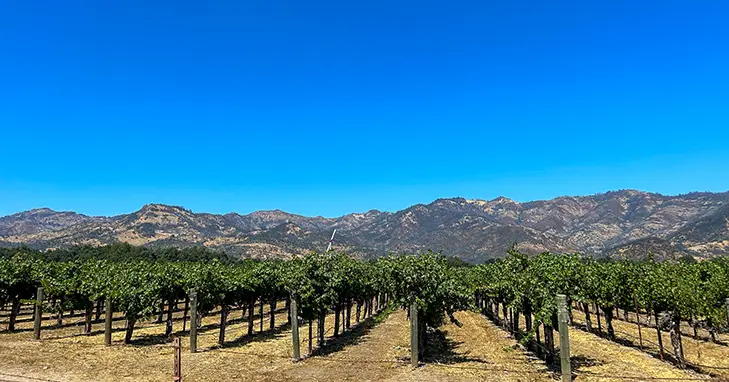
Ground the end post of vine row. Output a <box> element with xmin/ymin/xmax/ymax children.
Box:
<box><xmin>556</xmin><ymin>294</ymin><xmax>571</xmax><ymax>382</ymax></box>
<box><xmin>33</xmin><ymin>286</ymin><xmax>44</xmax><ymax>340</ymax></box>
<box><xmin>291</xmin><ymin>295</ymin><xmax>301</xmax><ymax>362</ymax></box>
<box><xmin>189</xmin><ymin>289</ymin><xmax>198</xmax><ymax>353</ymax></box>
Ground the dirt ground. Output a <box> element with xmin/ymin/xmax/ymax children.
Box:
<box><xmin>284</xmin><ymin>310</ymin><xmax>555</xmax><ymax>382</ymax></box>
<box><xmin>413</xmin><ymin>311</ymin><xmax>553</xmax><ymax>382</ymax></box>
<box><xmin>2</xmin><ymin>303</ymin><xmax>720</xmax><ymax>382</ymax></box>
<box><xmin>571</xmin><ymin>308</ymin><xmax>729</xmax><ymax>381</ymax></box>
<box><xmin>0</xmin><ymin>301</ymin><xmax>339</xmax><ymax>382</ymax></box>
<box><xmin>0</xmin><ymin>305</ymin><xmax>557</xmax><ymax>382</ymax></box>
<box><xmin>500</xmin><ymin>307</ymin><xmax>712</xmax><ymax>382</ymax></box>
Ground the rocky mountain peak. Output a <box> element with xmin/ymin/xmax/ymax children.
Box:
<box><xmin>492</xmin><ymin>196</ymin><xmax>517</xmax><ymax>203</ymax></box>
<box><xmin>138</xmin><ymin>203</ymin><xmax>188</xmax><ymax>213</ymax></box>
<box><xmin>0</xmin><ymin>208</ymin><xmax>97</xmax><ymax>237</ymax></box>
<box><xmin>2</xmin><ymin>190</ymin><xmax>729</xmax><ymax>261</ymax></box>
<box><xmin>25</xmin><ymin>207</ymin><xmax>57</xmax><ymax>215</ymax></box>
<box><xmin>130</xmin><ymin>204</ymin><xmax>193</xmax><ymax>225</ymax></box>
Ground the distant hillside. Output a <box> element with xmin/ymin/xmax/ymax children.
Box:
<box><xmin>1</xmin><ymin>190</ymin><xmax>728</xmax><ymax>262</ymax></box>
<box><xmin>603</xmin><ymin>237</ymin><xmax>691</xmax><ymax>261</ymax></box>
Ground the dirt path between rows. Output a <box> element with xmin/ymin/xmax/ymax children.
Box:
<box><xmin>276</xmin><ymin>309</ymin><xmax>412</xmax><ymax>381</ymax></box>
<box><xmin>415</xmin><ymin>311</ymin><xmax>553</xmax><ymax>382</ymax></box>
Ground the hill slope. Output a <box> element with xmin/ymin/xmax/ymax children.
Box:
<box><xmin>1</xmin><ymin>190</ymin><xmax>728</xmax><ymax>261</ymax></box>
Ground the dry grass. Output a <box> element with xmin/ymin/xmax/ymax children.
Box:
<box><xmin>572</xmin><ymin>308</ymin><xmax>729</xmax><ymax>381</ymax></box>
<box><xmin>0</xmin><ymin>302</ymin><xmax>365</xmax><ymax>381</ymax></box>
<box><xmin>280</xmin><ymin>308</ymin><xmax>413</xmax><ymax>381</ymax></box>
<box><xmin>502</xmin><ymin>308</ymin><xmax>711</xmax><ymax>382</ymax></box>
<box><xmin>284</xmin><ymin>309</ymin><xmax>556</xmax><ymax>382</ymax></box>
<box><xmin>0</xmin><ymin>305</ymin><xmax>556</xmax><ymax>382</ymax></box>
<box><xmin>414</xmin><ymin>311</ymin><xmax>553</xmax><ymax>382</ymax></box>
<box><xmin>5</xmin><ymin>303</ymin><xmax>718</xmax><ymax>382</ymax></box>
<box><xmin>613</xmin><ymin>307</ymin><xmax>729</xmax><ymax>344</ymax></box>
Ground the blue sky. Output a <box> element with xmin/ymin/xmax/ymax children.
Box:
<box><xmin>1</xmin><ymin>1</ymin><xmax>728</xmax><ymax>217</ymax></box>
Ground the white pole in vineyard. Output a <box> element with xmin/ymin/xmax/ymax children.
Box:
<box><xmin>326</xmin><ymin>229</ymin><xmax>337</xmax><ymax>252</ymax></box>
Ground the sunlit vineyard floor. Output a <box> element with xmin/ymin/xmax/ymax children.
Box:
<box><xmin>287</xmin><ymin>310</ymin><xmax>555</xmax><ymax>382</ymax></box>
<box><xmin>508</xmin><ymin>310</ymin><xmax>712</xmax><ymax>382</ymax></box>
<box><xmin>0</xmin><ymin>301</ymin><xmax>300</xmax><ymax>381</ymax></box>
<box><xmin>3</xmin><ymin>305</ymin><xmax>720</xmax><ymax>382</ymax></box>
<box><xmin>413</xmin><ymin>311</ymin><xmax>553</xmax><ymax>382</ymax></box>
<box><xmin>0</xmin><ymin>304</ymin><xmax>557</xmax><ymax>382</ymax></box>
<box><xmin>571</xmin><ymin>309</ymin><xmax>729</xmax><ymax>380</ymax></box>
<box><xmin>0</xmin><ymin>305</ymin><xmax>555</xmax><ymax>382</ymax></box>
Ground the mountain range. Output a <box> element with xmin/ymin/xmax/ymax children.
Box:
<box><xmin>1</xmin><ymin>189</ymin><xmax>728</xmax><ymax>262</ymax></box>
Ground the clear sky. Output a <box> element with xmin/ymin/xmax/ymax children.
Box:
<box><xmin>1</xmin><ymin>1</ymin><xmax>728</xmax><ymax>218</ymax></box>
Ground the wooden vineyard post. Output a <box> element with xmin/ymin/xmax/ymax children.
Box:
<box><xmin>655</xmin><ymin>311</ymin><xmax>664</xmax><ymax>361</ymax></box>
<box><xmin>182</xmin><ymin>296</ymin><xmax>189</xmax><ymax>332</ymax></box>
<box><xmin>269</xmin><ymin>299</ymin><xmax>276</xmax><ymax>330</ymax></box>
<box><xmin>33</xmin><ymin>287</ymin><xmax>44</xmax><ymax>340</ymax></box>
<box><xmin>105</xmin><ymin>298</ymin><xmax>113</xmax><ymax>346</ymax></box>
<box><xmin>634</xmin><ymin>294</ymin><xmax>643</xmax><ymax>349</ymax></box>
<box><xmin>557</xmin><ymin>295</ymin><xmax>571</xmax><ymax>382</ymax></box>
<box><xmin>189</xmin><ymin>290</ymin><xmax>198</xmax><ymax>353</ymax></box>
<box><xmin>308</xmin><ymin>320</ymin><xmax>313</xmax><ymax>355</ymax></box>
<box><xmin>410</xmin><ymin>301</ymin><xmax>419</xmax><ymax>368</ymax></box>
<box><xmin>259</xmin><ymin>299</ymin><xmax>264</xmax><ymax>333</ymax></box>
<box><xmin>173</xmin><ymin>337</ymin><xmax>182</xmax><ymax>382</ymax></box>
<box><xmin>95</xmin><ymin>299</ymin><xmax>102</xmax><ymax>321</ymax></box>
<box><xmin>291</xmin><ymin>297</ymin><xmax>300</xmax><ymax>362</ymax></box>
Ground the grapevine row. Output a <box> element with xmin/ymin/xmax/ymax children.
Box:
<box><xmin>0</xmin><ymin>246</ymin><xmax>468</xmax><ymax>351</ymax></box>
<box><xmin>469</xmin><ymin>249</ymin><xmax>729</xmax><ymax>368</ymax></box>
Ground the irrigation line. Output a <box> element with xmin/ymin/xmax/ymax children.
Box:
<box><xmin>612</xmin><ymin>328</ymin><xmax>662</xmax><ymax>348</ymax></box>
<box><xmin>570</xmin><ymin>313</ymin><xmax>663</xmax><ymax>348</ymax></box>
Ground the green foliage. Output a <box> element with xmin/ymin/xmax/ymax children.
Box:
<box><xmin>0</xmin><ymin>244</ymin><xmax>237</xmax><ymax>263</ymax></box>
<box><xmin>3</xmin><ymin>243</ymin><xmax>727</xmax><ymax>343</ymax></box>
<box><xmin>471</xmin><ymin>250</ymin><xmax>729</xmax><ymax>335</ymax></box>
<box><xmin>381</xmin><ymin>252</ymin><xmax>472</xmax><ymax>329</ymax></box>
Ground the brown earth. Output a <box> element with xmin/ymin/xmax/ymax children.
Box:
<box><xmin>571</xmin><ymin>307</ymin><xmax>729</xmax><ymax>381</ymax></box>
<box><xmin>2</xmin><ymin>303</ymin><xmax>718</xmax><ymax>382</ymax></box>
<box><xmin>0</xmin><ymin>306</ymin><xmax>555</xmax><ymax>382</ymax></box>
<box><xmin>497</xmin><ymin>306</ymin><xmax>713</xmax><ymax>382</ymax></box>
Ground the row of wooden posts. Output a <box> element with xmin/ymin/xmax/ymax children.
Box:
<box><xmin>29</xmin><ymin>286</ymin><xmax>388</xmax><ymax>357</ymax></box>
<box><xmin>482</xmin><ymin>295</ymin><xmax>729</xmax><ymax>381</ymax></box>
<box><xmin>289</xmin><ymin>293</ymin><xmax>389</xmax><ymax>362</ymax></box>
<box><xmin>573</xmin><ymin>296</ymin><xmax>729</xmax><ymax>369</ymax></box>
<box><xmin>29</xmin><ymin>290</ymin><xmax>591</xmax><ymax>381</ymax></box>
<box><xmin>29</xmin><ymin>287</ymin><xmax>243</xmax><ymax>352</ymax></box>
<box><xmin>31</xmin><ymin>286</ymin><xmax>134</xmax><ymax>345</ymax></box>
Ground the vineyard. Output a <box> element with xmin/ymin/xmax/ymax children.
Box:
<box><xmin>1</xmin><ymin>245</ymin><xmax>729</xmax><ymax>381</ymax></box>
